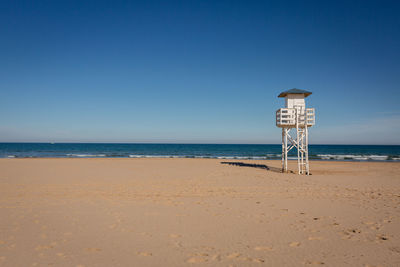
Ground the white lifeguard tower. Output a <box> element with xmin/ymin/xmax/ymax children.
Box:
<box><xmin>276</xmin><ymin>89</ymin><xmax>315</xmax><ymax>175</ymax></box>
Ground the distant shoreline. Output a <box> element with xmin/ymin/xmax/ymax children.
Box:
<box><xmin>0</xmin><ymin>142</ymin><xmax>399</xmax><ymax>146</ymax></box>
<box><xmin>1</xmin><ymin>157</ymin><xmax>400</xmax><ymax>163</ymax></box>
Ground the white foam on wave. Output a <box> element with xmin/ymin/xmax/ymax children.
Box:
<box><xmin>61</xmin><ymin>153</ymin><xmax>396</xmax><ymax>161</ymax></box>
<box><xmin>352</xmin><ymin>156</ymin><xmax>369</xmax><ymax>160</ymax></box>
<box><xmin>67</xmin><ymin>154</ymin><xmax>106</xmax><ymax>157</ymax></box>
<box><xmin>316</xmin><ymin>154</ymin><xmax>389</xmax><ymax>161</ymax></box>
<box><xmin>250</xmin><ymin>156</ymin><xmax>267</xmax><ymax>160</ymax></box>
<box><xmin>7</xmin><ymin>155</ymin><xmax>16</xmax><ymax>158</ymax></box>
<box><xmin>128</xmin><ymin>155</ymin><xmax>269</xmax><ymax>160</ymax></box>
<box><xmin>215</xmin><ymin>156</ymin><xmax>267</xmax><ymax>160</ymax></box>
<box><xmin>129</xmin><ymin>155</ymin><xmax>177</xmax><ymax>158</ymax></box>
<box><xmin>368</xmin><ymin>155</ymin><xmax>388</xmax><ymax>160</ymax></box>
<box><xmin>266</xmin><ymin>154</ymin><xmax>281</xmax><ymax>157</ymax></box>
<box><xmin>317</xmin><ymin>154</ymin><xmax>352</xmax><ymax>160</ymax></box>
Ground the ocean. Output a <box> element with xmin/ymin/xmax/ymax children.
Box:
<box><xmin>0</xmin><ymin>143</ymin><xmax>399</xmax><ymax>161</ymax></box>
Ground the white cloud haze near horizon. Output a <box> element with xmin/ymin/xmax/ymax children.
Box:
<box><xmin>1</xmin><ymin>113</ymin><xmax>399</xmax><ymax>145</ymax></box>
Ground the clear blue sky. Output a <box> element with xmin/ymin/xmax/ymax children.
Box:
<box><xmin>1</xmin><ymin>0</ymin><xmax>399</xmax><ymax>144</ymax></box>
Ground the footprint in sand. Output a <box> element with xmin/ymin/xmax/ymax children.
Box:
<box><xmin>289</xmin><ymin>242</ymin><xmax>301</xmax><ymax>247</ymax></box>
<box><xmin>85</xmin><ymin>248</ymin><xmax>101</xmax><ymax>252</ymax></box>
<box><xmin>35</xmin><ymin>245</ymin><xmax>52</xmax><ymax>251</ymax></box>
<box><xmin>341</xmin><ymin>228</ymin><xmax>362</xmax><ymax>240</ymax></box>
<box><xmin>226</xmin><ymin>252</ymin><xmax>242</xmax><ymax>259</ymax></box>
<box><xmin>137</xmin><ymin>251</ymin><xmax>152</xmax><ymax>256</ymax></box>
<box><xmin>211</xmin><ymin>254</ymin><xmax>222</xmax><ymax>261</ymax></box>
<box><xmin>308</xmin><ymin>236</ymin><xmax>323</xmax><ymax>241</ymax></box>
<box><xmin>186</xmin><ymin>257</ymin><xmax>206</xmax><ymax>263</ymax></box>
<box><xmin>363</xmin><ymin>221</ymin><xmax>375</xmax><ymax>225</ymax></box>
<box><xmin>172</xmin><ymin>241</ymin><xmax>183</xmax><ymax>248</ymax></box>
<box><xmin>239</xmin><ymin>257</ymin><xmax>253</xmax><ymax>262</ymax></box>
<box><xmin>169</xmin><ymin>234</ymin><xmax>181</xmax><ymax>238</ymax></box>
<box><xmin>304</xmin><ymin>260</ymin><xmax>325</xmax><ymax>265</ymax></box>
<box><xmin>140</xmin><ymin>232</ymin><xmax>152</xmax><ymax>237</ymax></box>
<box><xmin>389</xmin><ymin>246</ymin><xmax>400</xmax><ymax>254</ymax></box>
<box><xmin>56</xmin><ymin>252</ymin><xmax>66</xmax><ymax>258</ymax></box>
<box><xmin>376</xmin><ymin>234</ymin><xmax>389</xmax><ymax>241</ymax></box>
<box><xmin>254</xmin><ymin>246</ymin><xmax>274</xmax><ymax>251</ymax></box>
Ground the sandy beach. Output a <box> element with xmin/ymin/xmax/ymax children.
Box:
<box><xmin>0</xmin><ymin>158</ymin><xmax>399</xmax><ymax>266</ymax></box>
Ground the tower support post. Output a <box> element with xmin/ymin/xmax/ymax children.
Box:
<box><xmin>284</xmin><ymin>128</ymin><xmax>288</xmax><ymax>172</ymax></box>
<box><xmin>305</xmin><ymin>124</ymin><xmax>309</xmax><ymax>175</ymax></box>
<box><xmin>280</xmin><ymin>111</ymin><xmax>310</xmax><ymax>175</ymax></box>
<box><xmin>281</xmin><ymin>128</ymin><xmax>285</xmax><ymax>172</ymax></box>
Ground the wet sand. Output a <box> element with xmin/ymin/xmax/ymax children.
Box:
<box><xmin>0</xmin><ymin>158</ymin><xmax>399</xmax><ymax>266</ymax></box>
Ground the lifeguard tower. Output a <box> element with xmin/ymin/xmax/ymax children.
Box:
<box><xmin>276</xmin><ymin>89</ymin><xmax>315</xmax><ymax>175</ymax></box>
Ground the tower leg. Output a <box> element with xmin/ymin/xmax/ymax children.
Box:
<box><xmin>281</xmin><ymin>128</ymin><xmax>285</xmax><ymax>173</ymax></box>
<box><xmin>300</xmin><ymin>129</ymin><xmax>306</xmax><ymax>174</ymax></box>
<box><xmin>284</xmin><ymin>128</ymin><xmax>288</xmax><ymax>172</ymax></box>
<box><xmin>305</xmin><ymin>125</ymin><xmax>310</xmax><ymax>175</ymax></box>
<box><xmin>296</xmin><ymin>115</ymin><xmax>301</xmax><ymax>175</ymax></box>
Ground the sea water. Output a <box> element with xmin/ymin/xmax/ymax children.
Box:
<box><xmin>0</xmin><ymin>143</ymin><xmax>399</xmax><ymax>161</ymax></box>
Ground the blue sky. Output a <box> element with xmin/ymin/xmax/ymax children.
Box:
<box><xmin>0</xmin><ymin>0</ymin><xmax>399</xmax><ymax>144</ymax></box>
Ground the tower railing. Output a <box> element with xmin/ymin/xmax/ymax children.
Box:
<box><xmin>276</xmin><ymin>108</ymin><xmax>315</xmax><ymax>128</ymax></box>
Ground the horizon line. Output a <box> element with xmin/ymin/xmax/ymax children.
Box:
<box><xmin>0</xmin><ymin>141</ymin><xmax>399</xmax><ymax>146</ymax></box>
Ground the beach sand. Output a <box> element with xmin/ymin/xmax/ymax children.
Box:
<box><xmin>0</xmin><ymin>158</ymin><xmax>399</xmax><ymax>266</ymax></box>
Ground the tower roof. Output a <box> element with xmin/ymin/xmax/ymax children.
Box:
<box><xmin>278</xmin><ymin>88</ymin><xmax>312</xmax><ymax>98</ymax></box>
